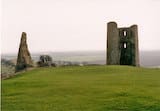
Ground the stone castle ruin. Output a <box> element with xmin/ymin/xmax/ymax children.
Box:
<box><xmin>15</xmin><ymin>21</ymin><xmax>139</xmax><ymax>72</ymax></box>
<box><xmin>15</xmin><ymin>32</ymin><xmax>33</xmax><ymax>72</ymax></box>
<box><xmin>107</xmin><ymin>22</ymin><xmax>139</xmax><ymax>66</ymax></box>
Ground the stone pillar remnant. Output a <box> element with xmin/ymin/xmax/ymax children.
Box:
<box><xmin>15</xmin><ymin>32</ymin><xmax>33</xmax><ymax>72</ymax></box>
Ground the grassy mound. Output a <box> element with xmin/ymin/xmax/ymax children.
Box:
<box><xmin>2</xmin><ymin>66</ymin><xmax>160</xmax><ymax>111</ymax></box>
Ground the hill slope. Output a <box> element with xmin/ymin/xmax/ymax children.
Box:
<box><xmin>2</xmin><ymin>66</ymin><xmax>160</xmax><ymax>111</ymax></box>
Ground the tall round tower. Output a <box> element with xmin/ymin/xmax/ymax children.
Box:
<box><xmin>107</xmin><ymin>22</ymin><xmax>120</xmax><ymax>65</ymax></box>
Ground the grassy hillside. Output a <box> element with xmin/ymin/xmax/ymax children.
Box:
<box><xmin>2</xmin><ymin>66</ymin><xmax>160</xmax><ymax>111</ymax></box>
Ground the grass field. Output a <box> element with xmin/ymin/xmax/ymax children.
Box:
<box><xmin>2</xmin><ymin>66</ymin><xmax>160</xmax><ymax>111</ymax></box>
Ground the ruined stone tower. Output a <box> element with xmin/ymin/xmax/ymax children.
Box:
<box><xmin>107</xmin><ymin>22</ymin><xmax>139</xmax><ymax>66</ymax></box>
<box><xmin>15</xmin><ymin>32</ymin><xmax>33</xmax><ymax>72</ymax></box>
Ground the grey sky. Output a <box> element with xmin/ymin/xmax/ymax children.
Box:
<box><xmin>2</xmin><ymin>0</ymin><xmax>160</xmax><ymax>54</ymax></box>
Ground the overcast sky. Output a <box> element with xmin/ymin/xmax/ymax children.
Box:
<box><xmin>1</xmin><ymin>0</ymin><xmax>160</xmax><ymax>54</ymax></box>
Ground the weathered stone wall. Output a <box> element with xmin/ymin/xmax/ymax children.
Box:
<box><xmin>130</xmin><ymin>25</ymin><xmax>139</xmax><ymax>66</ymax></box>
<box><xmin>107</xmin><ymin>22</ymin><xmax>120</xmax><ymax>65</ymax></box>
<box><xmin>119</xmin><ymin>28</ymin><xmax>132</xmax><ymax>65</ymax></box>
<box><xmin>15</xmin><ymin>32</ymin><xmax>33</xmax><ymax>72</ymax></box>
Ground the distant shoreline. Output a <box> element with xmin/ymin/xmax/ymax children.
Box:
<box><xmin>1</xmin><ymin>50</ymin><xmax>160</xmax><ymax>67</ymax></box>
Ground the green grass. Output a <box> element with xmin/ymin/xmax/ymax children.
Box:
<box><xmin>2</xmin><ymin>66</ymin><xmax>160</xmax><ymax>111</ymax></box>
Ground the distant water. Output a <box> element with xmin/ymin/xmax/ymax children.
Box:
<box><xmin>140</xmin><ymin>51</ymin><xmax>160</xmax><ymax>67</ymax></box>
<box><xmin>1</xmin><ymin>51</ymin><xmax>160</xmax><ymax>67</ymax></box>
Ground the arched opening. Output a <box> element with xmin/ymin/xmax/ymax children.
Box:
<box><xmin>123</xmin><ymin>30</ymin><xmax>127</xmax><ymax>36</ymax></box>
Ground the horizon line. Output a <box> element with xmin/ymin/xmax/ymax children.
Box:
<box><xmin>1</xmin><ymin>49</ymin><xmax>160</xmax><ymax>55</ymax></box>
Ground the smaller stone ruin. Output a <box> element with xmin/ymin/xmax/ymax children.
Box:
<box><xmin>15</xmin><ymin>32</ymin><xmax>33</xmax><ymax>72</ymax></box>
<box><xmin>37</xmin><ymin>55</ymin><xmax>56</xmax><ymax>67</ymax></box>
